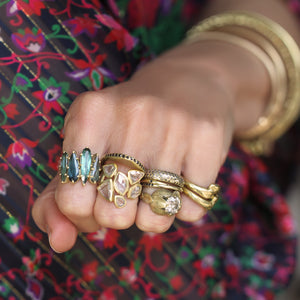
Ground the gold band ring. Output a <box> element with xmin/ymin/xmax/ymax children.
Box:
<box><xmin>59</xmin><ymin>148</ymin><xmax>100</xmax><ymax>185</ymax></box>
<box><xmin>183</xmin><ymin>181</ymin><xmax>220</xmax><ymax>210</ymax></box>
<box><xmin>101</xmin><ymin>153</ymin><xmax>145</xmax><ymax>172</ymax></box>
<box><xmin>143</xmin><ymin>169</ymin><xmax>184</xmax><ymax>187</ymax></box>
<box><xmin>182</xmin><ymin>188</ymin><xmax>218</xmax><ymax>210</ymax></box>
<box><xmin>141</xmin><ymin>179</ymin><xmax>183</xmax><ymax>191</ymax></box>
<box><xmin>184</xmin><ymin>182</ymin><xmax>220</xmax><ymax>199</ymax></box>
<box><xmin>97</xmin><ymin>163</ymin><xmax>145</xmax><ymax>208</ymax></box>
<box><xmin>141</xmin><ymin>169</ymin><xmax>183</xmax><ymax>216</ymax></box>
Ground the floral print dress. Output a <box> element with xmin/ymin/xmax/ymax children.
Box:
<box><xmin>0</xmin><ymin>0</ymin><xmax>298</xmax><ymax>299</ymax></box>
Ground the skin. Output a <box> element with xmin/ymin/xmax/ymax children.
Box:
<box><xmin>32</xmin><ymin>0</ymin><xmax>300</xmax><ymax>253</ymax></box>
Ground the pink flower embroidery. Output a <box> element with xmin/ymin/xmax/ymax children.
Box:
<box><xmin>0</xmin><ymin>178</ymin><xmax>9</xmax><ymax>196</ymax></box>
<box><xmin>5</xmin><ymin>138</ymin><xmax>36</xmax><ymax>169</ymax></box>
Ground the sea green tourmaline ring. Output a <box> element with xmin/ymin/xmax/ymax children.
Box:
<box><xmin>59</xmin><ymin>148</ymin><xmax>100</xmax><ymax>185</ymax></box>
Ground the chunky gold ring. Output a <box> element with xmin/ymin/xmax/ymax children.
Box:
<box><xmin>97</xmin><ymin>163</ymin><xmax>145</xmax><ymax>208</ymax></box>
<box><xmin>142</xmin><ymin>169</ymin><xmax>184</xmax><ymax>188</ymax></box>
<box><xmin>140</xmin><ymin>189</ymin><xmax>182</xmax><ymax>216</ymax></box>
<box><xmin>59</xmin><ymin>148</ymin><xmax>100</xmax><ymax>185</ymax></box>
<box><xmin>183</xmin><ymin>181</ymin><xmax>220</xmax><ymax>210</ymax></box>
<box><xmin>101</xmin><ymin>153</ymin><xmax>145</xmax><ymax>172</ymax></box>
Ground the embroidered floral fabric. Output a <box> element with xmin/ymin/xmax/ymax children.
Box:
<box><xmin>0</xmin><ymin>1</ymin><xmax>298</xmax><ymax>299</ymax></box>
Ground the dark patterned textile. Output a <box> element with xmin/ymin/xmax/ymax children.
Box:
<box><xmin>0</xmin><ymin>1</ymin><xmax>298</xmax><ymax>299</ymax></box>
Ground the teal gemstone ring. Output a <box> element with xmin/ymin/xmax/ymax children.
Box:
<box><xmin>59</xmin><ymin>148</ymin><xmax>100</xmax><ymax>185</ymax></box>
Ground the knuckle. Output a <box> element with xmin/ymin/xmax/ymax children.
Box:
<box><xmin>136</xmin><ymin>218</ymin><xmax>172</xmax><ymax>233</ymax></box>
<box><xmin>56</xmin><ymin>189</ymin><xmax>92</xmax><ymax>219</ymax></box>
<box><xmin>177</xmin><ymin>208</ymin><xmax>207</xmax><ymax>223</ymax></box>
<box><xmin>64</xmin><ymin>91</ymin><xmax>115</xmax><ymax>133</ymax></box>
<box><xmin>95</xmin><ymin>211</ymin><xmax>135</xmax><ymax>230</ymax></box>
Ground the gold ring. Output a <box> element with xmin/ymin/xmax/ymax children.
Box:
<box><xmin>140</xmin><ymin>179</ymin><xmax>183</xmax><ymax>191</ymax></box>
<box><xmin>140</xmin><ymin>189</ymin><xmax>182</xmax><ymax>216</ymax></box>
<box><xmin>59</xmin><ymin>148</ymin><xmax>100</xmax><ymax>185</ymax></box>
<box><xmin>142</xmin><ymin>169</ymin><xmax>184</xmax><ymax>188</ymax></box>
<box><xmin>97</xmin><ymin>163</ymin><xmax>145</xmax><ymax>208</ymax></box>
<box><xmin>101</xmin><ymin>153</ymin><xmax>145</xmax><ymax>172</ymax></box>
<box><xmin>183</xmin><ymin>181</ymin><xmax>220</xmax><ymax>210</ymax></box>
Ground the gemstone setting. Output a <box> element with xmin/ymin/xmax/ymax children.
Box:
<box><xmin>80</xmin><ymin>148</ymin><xmax>92</xmax><ymax>185</ymax></box>
<box><xmin>60</xmin><ymin>152</ymin><xmax>68</xmax><ymax>183</ymax></box>
<box><xmin>128</xmin><ymin>170</ymin><xmax>144</xmax><ymax>185</ymax></box>
<box><xmin>114</xmin><ymin>172</ymin><xmax>129</xmax><ymax>196</ymax></box>
<box><xmin>89</xmin><ymin>154</ymin><xmax>100</xmax><ymax>184</ymax></box>
<box><xmin>127</xmin><ymin>183</ymin><xmax>142</xmax><ymax>199</ymax></box>
<box><xmin>114</xmin><ymin>195</ymin><xmax>126</xmax><ymax>208</ymax></box>
<box><xmin>97</xmin><ymin>179</ymin><xmax>113</xmax><ymax>202</ymax></box>
<box><xmin>68</xmin><ymin>152</ymin><xmax>80</xmax><ymax>182</ymax></box>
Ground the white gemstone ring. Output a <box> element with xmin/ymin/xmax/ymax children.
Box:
<box><xmin>140</xmin><ymin>169</ymin><xmax>184</xmax><ymax>216</ymax></box>
<box><xmin>97</xmin><ymin>162</ymin><xmax>145</xmax><ymax>208</ymax></box>
<box><xmin>140</xmin><ymin>189</ymin><xmax>182</xmax><ymax>216</ymax></box>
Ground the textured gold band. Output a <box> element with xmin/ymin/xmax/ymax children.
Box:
<box><xmin>182</xmin><ymin>187</ymin><xmax>218</xmax><ymax>210</ymax></box>
<box><xmin>184</xmin><ymin>182</ymin><xmax>220</xmax><ymax>199</ymax></box>
<box><xmin>101</xmin><ymin>153</ymin><xmax>145</xmax><ymax>172</ymax></box>
<box><xmin>142</xmin><ymin>169</ymin><xmax>184</xmax><ymax>188</ymax></box>
<box><xmin>141</xmin><ymin>179</ymin><xmax>183</xmax><ymax>192</ymax></box>
<box><xmin>183</xmin><ymin>180</ymin><xmax>220</xmax><ymax>210</ymax></box>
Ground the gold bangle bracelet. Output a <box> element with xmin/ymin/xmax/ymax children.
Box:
<box><xmin>186</xmin><ymin>12</ymin><xmax>300</xmax><ymax>155</ymax></box>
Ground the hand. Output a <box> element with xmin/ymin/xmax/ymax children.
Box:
<box><xmin>32</xmin><ymin>40</ymin><xmax>267</xmax><ymax>253</ymax></box>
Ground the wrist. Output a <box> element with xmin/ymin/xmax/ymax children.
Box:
<box><xmin>177</xmin><ymin>40</ymin><xmax>270</xmax><ymax>134</ymax></box>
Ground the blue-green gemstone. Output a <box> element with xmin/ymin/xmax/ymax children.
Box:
<box><xmin>89</xmin><ymin>155</ymin><xmax>100</xmax><ymax>184</ymax></box>
<box><xmin>60</xmin><ymin>152</ymin><xmax>68</xmax><ymax>183</ymax></box>
<box><xmin>80</xmin><ymin>148</ymin><xmax>92</xmax><ymax>184</ymax></box>
<box><xmin>68</xmin><ymin>152</ymin><xmax>79</xmax><ymax>182</ymax></box>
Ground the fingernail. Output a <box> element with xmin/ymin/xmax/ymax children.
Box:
<box><xmin>47</xmin><ymin>227</ymin><xmax>62</xmax><ymax>253</ymax></box>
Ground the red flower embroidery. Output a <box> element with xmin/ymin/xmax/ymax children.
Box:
<box><xmin>127</xmin><ymin>0</ymin><xmax>160</xmax><ymax>29</ymax></box>
<box><xmin>96</xmin><ymin>14</ymin><xmax>137</xmax><ymax>51</ymax></box>
<box><xmin>47</xmin><ymin>144</ymin><xmax>61</xmax><ymax>171</ymax></box>
<box><xmin>82</xmin><ymin>261</ymin><xmax>99</xmax><ymax>282</ymax></box>
<box><xmin>64</xmin><ymin>14</ymin><xmax>101</xmax><ymax>37</ymax></box>
<box><xmin>17</xmin><ymin>0</ymin><xmax>46</xmax><ymax>16</ymax></box>
<box><xmin>3</xmin><ymin>104</ymin><xmax>19</xmax><ymax>119</ymax></box>
<box><xmin>5</xmin><ymin>138</ymin><xmax>37</xmax><ymax>169</ymax></box>
<box><xmin>11</xmin><ymin>27</ymin><xmax>46</xmax><ymax>53</ymax></box>
<box><xmin>170</xmin><ymin>275</ymin><xmax>184</xmax><ymax>291</ymax></box>
<box><xmin>139</xmin><ymin>232</ymin><xmax>163</xmax><ymax>255</ymax></box>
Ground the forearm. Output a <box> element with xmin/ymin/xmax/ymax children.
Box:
<box><xmin>132</xmin><ymin>0</ymin><xmax>300</xmax><ymax>139</ymax></box>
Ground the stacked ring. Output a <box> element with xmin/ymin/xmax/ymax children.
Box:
<box><xmin>140</xmin><ymin>170</ymin><xmax>183</xmax><ymax>216</ymax></box>
<box><xmin>59</xmin><ymin>148</ymin><xmax>100</xmax><ymax>185</ymax></box>
<box><xmin>101</xmin><ymin>153</ymin><xmax>145</xmax><ymax>172</ymax></box>
<box><xmin>97</xmin><ymin>153</ymin><xmax>145</xmax><ymax>208</ymax></box>
<box><xmin>183</xmin><ymin>181</ymin><xmax>220</xmax><ymax>210</ymax></box>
